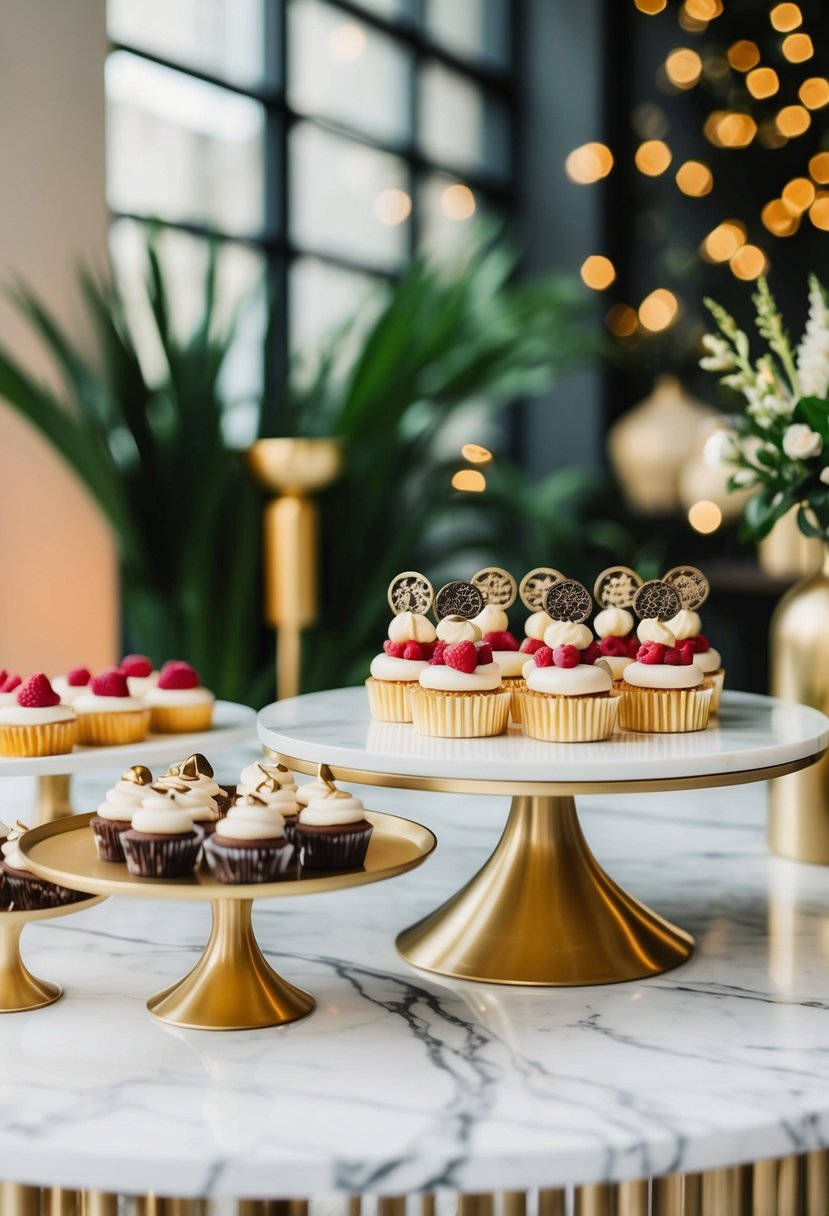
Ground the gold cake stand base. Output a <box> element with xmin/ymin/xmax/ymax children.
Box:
<box><xmin>0</xmin><ymin>898</ymin><xmax>103</xmax><ymax>1013</ymax></box>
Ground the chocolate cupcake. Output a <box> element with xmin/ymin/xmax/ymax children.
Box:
<box><xmin>237</xmin><ymin>762</ymin><xmax>300</xmax><ymax>842</ymax></box>
<box><xmin>295</xmin><ymin>785</ymin><xmax>373</xmax><ymax>872</ymax></box>
<box><xmin>155</xmin><ymin>753</ymin><xmax>226</xmax><ymax>828</ymax></box>
<box><xmin>1</xmin><ymin>822</ymin><xmax>89</xmax><ymax>909</ymax></box>
<box><xmin>90</xmin><ymin>764</ymin><xmax>153</xmax><ymax>862</ymax></box>
<box><xmin>203</xmin><ymin>794</ymin><xmax>295</xmax><ymax>884</ymax></box>
<box><xmin>120</xmin><ymin>793</ymin><xmax>202</xmax><ymax>879</ymax></box>
<box><xmin>0</xmin><ymin>818</ymin><xmax>9</xmax><ymax>909</ymax></box>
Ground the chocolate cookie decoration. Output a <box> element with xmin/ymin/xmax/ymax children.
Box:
<box><xmin>593</xmin><ymin>566</ymin><xmax>643</xmax><ymax>609</ymax></box>
<box><xmin>471</xmin><ymin>567</ymin><xmax>518</xmax><ymax>609</ymax></box>
<box><xmin>434</xmin><ymin>580</ymin><xmax>485</xmax><ymax>621</ymax></box>
<box><xmin>519</xmin><ymin>567</ymin><xmax>566</xmax><ymax>612</ymax></box>
<box><xmin>633</xmin><ymin>580</ymin><xmax>682</xmax><ymax>622</ymax></box>
<box><xmin>387</xmin><ymin>571</ymin><xmax>434</xmax><ymax>616</ymax></box>
<box><xmin>663</xmin><ymin>565</ymin><xmax>710</xmax><ymax>611</ymax></box>
<box><xmin>544</xmin><ymin>579</ymin><xmax>592</xmax><ymax>623</ymax></box>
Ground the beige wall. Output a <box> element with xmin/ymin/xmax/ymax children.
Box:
<box><xmin>0</xmin><ymin>0</ymin><xmax>118</xmax><ymax>676</ymax></box>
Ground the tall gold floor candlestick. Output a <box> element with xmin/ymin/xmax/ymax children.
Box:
<box><xmin>80</xmin><ymin>1194</ymin><xmax>118</xmax><ymax>1216</ymax></box>
<box><xmin>36</xmin><ymin>774</ymin><xmax>73</xmax><ymax>824</ymax></box>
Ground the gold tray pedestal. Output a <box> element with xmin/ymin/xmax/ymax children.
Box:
<box><xmin>0</xmin><ymin>897</ymin><xmax>103</xmax><ymax>1013</ymax></box>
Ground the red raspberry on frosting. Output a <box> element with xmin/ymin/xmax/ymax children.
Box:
<box><xmin>678</xmin><ymin>640</ymin><xmax>695</xmax><ymax>666</ymax></box>
<box><xmin>161</xmin><ymin>659</ymin><xmax>190</xmax><ymax>672</ymax></box>
<box><xmin>600</xmin><ymin>636</ymin><xmax>628</xmax><ymax>658</ymax></box>
<box><xmin>691</xmin><ymin>634</ymin><xmax>710</xmax><ymax>654</ymax></box>
<box><xmin>429</xmin><ymin>641</ymin><xmax>448</xmax><ymax>665</ymax></box>
<box><xmin>158</xmin><ymin>663</ymin><xmax>200</xmax><ymax>690</ymax></box>
<box><xmin>476</xmin><ymin>642</ymin><xmax>493</xmax><ymax>666</ymax></box>
<box><xmin>520</xmin><ymin>638</ymin><xmax>545</xmax><ymax>655</ymax></box>
<box><xmin>554</xmin><ymin>644</ymin><xmax>581</xmax><ymax>669</ymax></box>
<box><xmin>0</xmin><ymin>674</ymin><xmax>21</xmax><ymax>694</ymax></box>
<box><xmin>383</xmin><ymin>640</ymin><xmax>406</xmax><ymax>658</ymax></box>
<box><xmin>662</xmin><ymin>646</ymin><xmax>683</xmax><ymax>666</ymax></box>
<box><xmin>120</xmin><ymin>654</ymin><xmax>153</xmax><ymax>678</ymax></box>
<box><xmin>421</xmin><ymin>641</ymin><xmax>437</xmax><ymax>660</ymax></box>
<box><xmin>0</xmin><ymin>670</ymin><xmax>6</xmax><ymax>686</ymax></box>
<box><xmin>581</xmin><ymin>641</ymin><xmax>602</xmax><ymax>665</ymax></box>
<box><xmin>402</xmin><ymin>642</ymin><xmax>424</xmax><ymax>661</ymax></box>
<box><xmin>626</xmin><ymin>634</ymin><xmax>641</xmax><ymax>658</ymax></box>
<box><xmin>637</xmin><ymin>642</ymin><xmax>667</xmax><ymax>665</ymax></box>
<box><xmin>17</xmin><ymin>673</ymin><xmax>60</xmax><ymax>708</ymax></box>
<box><xmin>90</xmin><ymin>667</ymin><xmax>130</xmax><ymax>697</ymax></box>
<box><xmin>533</xmin><ymin>646</ymin><xmax>554</xmax><ymax>667</ymax></box>
<box><xmin>67</xmin><ymin>667</ymin><xmax>91</xmax><ymax>687</ymax></box>
<box><xmin>484</xmin><ymin>631</ymin><xmax>519</xmax><ymax>652</ymax></box>
<box><xmin>444</xmin><ymin>641</ymin><xmax>478</xmax><ymax>674</ymax></box>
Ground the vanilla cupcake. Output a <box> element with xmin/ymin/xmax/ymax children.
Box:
<box><xmin>296</xmin><ymin>778</ymin><xmax>337</xmax><ymax>807</ymax></box>
<box><xmin>664</xmin><ymin>565</ymin><xmax>725</xmax><ymax>713</ymax></box>
<box><xmin>145</xmin><ymin>662</ymin><xmax>214</xmax><ymax>733</ymax></box>
<box><xmin>90</xmin><ymin>764</ymin><xmax>154</xmax><ymax>862</ymax></box>
<box><xmin>204</xmin><ymin>793</ymin><xmax>295</xmax><ymax>884</ymax></box>
<box><xmin>0</xmin><ymin>673</ymin><xmax>22</xmax><ymax>707</ymax></box>
<box><xmin>237</xmin><ymin>763</ymin><xmax>300</xmax><ymax>840</ymax></box>
<box><xmin>515</xmin><ymin>567</ymin><xmax>567</xmax><ymax>663</ymax></box>
<box><xmin>119</xmin><ymin>654</ymin><xmax>159</xmax><ymax>700</ymax></box>
<box><xmin>156</xmin><ymin>753</ymin><xmax>228</xmax><ymax>823</ymax></box>
<box><xmin>295</xmin><ymin>784</ymin><xmax>373</xmax><ymax>871</ymax></box>
<box><xmin>470</xmin><ymin>567</ymin><xmax>525</xmax><ymax>720</ymax></box>
<box><xmin>591</xmin><ymin>567</ymin><xmax>644</xmax><ymax>687</ymax></box>
<box><xmin>74</xmin><ymin>668</ymin><xmax>149</xmax><ymax>746</ymax></box>
<box><xmin>120</xmin><ymin>788</ymin><xmax>202</xmax><ymax>878</ymax></box>
<box><xmin>367</xmin><ymin>572</ymin><xmax>438</xmax><ymax>722</ymax></box>
<box><xmin>52</xmin><ymin>666</ymin><xmax>91</xmax><ymax>706</ymax></box>
<box><xmin>0</xmin><ymin>674</ymin><xmax>77</xmax><ymax>757</ymax></box>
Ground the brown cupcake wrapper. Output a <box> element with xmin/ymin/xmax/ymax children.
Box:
<box><xmin>365</xmin><ymin>676</ymin><xmax>416</xmax><ymax>723</ymax></box>
<box><xmin>76</xmin><ymin>710</ymin><xmax>149</xmax><ymax>747</ymax></box>
<box><xmin>149</xmin><ymin>703</ymin><xmax>214</xmax><ymax>734</ymax></box>
<box><xmin>0</xmin><ymin>720</ymin><xmax>77</xmax><ymax>757</ymax></box>
<box><xmin>295</xmin><ymin>821</ymin><xmax>373</xmax><ymax>871</ymax></box>
<box><xmin>203</xmin><ymin>837</ymin><xmax>296</xmax><ymax>884</ymax></box>
<box><xmin>410</xmin><ymin>688</ymin><xmax>511</xmax><ymax>738</ymax></box>
<box><xmin>90</xmin><ymin>816</ymin><xmax>132</xmax><ymax>863</ymax></box>
<box><xmin>519</xmin><ymin>690</ymin><xmax>620</xmax><ymax>742</ymax></box>
<box><xmin>619</xmin><ymin>682</ymin><xmax>713</xmax><ymax>733</ymax></box>
<box><xmin>121</xmin><ymin>831</ymin><xmax>203</xmax><ymax>878</ymax></box>
<box><xmin>4</xmin><ymin>870</ymin><xmax>90</xmax><ymax>910</ymax></box>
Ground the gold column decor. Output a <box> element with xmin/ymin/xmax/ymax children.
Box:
<box><xmin>247</xmin><ymin>438</ymin><xmax>343</xmax><ymax>701</ymax></box>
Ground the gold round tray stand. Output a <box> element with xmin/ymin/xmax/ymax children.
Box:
<box><xmin>18</xmin><ymin>812</ymin><xmax>436</xmax><ymax>1031</ymax></box>
<box><xmin>0</xmin><ymin>896</ymin><xmax>103</xmax><ymax>1013</ymax></box>
<box><xmin>270</xmin><ymin>752</ymin><xmax>823</xmax><ymax>986</ymax></box>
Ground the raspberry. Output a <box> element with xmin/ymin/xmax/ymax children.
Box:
<box><xmin>0</xmin><ymin>674</ymin><xmax>21</xmax><ymax>694</ymax></box>
<box><xmin>444</xmin><ymin>641</ymin><xmax>478</xmax><ymax>674</ymax></box>
<box><xmin>429</xmin><ymin>641</ymin><xmax>448</xmax><ymax>665</ymax></box>
<box><xmin>520</xmin><ymin>638</ymin><xmax>544</xmax><ymax>654</ymax></box>
<box><xmin>626</xmin><ymin>634</ymin><xmax>641</xmax><ymax>658</ymax></box>
<box><xmin>383</xmin><ymin>640</ymin><xmax>406</xmax><ymax>658</ymax></box>
<box><xmin>581</xmin><ymin>641</ymin><xmax>602</xmax><ymax>665</ymax></box>
<box><xmin>663</xmin><ymin>646</ymin><xmax>683</xmax><ymax>666</ymax></box>
<box><xmin>90</xmin><ymin>667</ymin><xmax>130</xmax><ymax>697</ymax></box>
<box><xmin>476</xmin><ymin>643</ymin><xmax>493</xmax><ymax>666</ymax></box>
<box><xmin>0</xmin><ymin>670</ymin><xmax>6</xmax><ymax>687</ymax></box>
<box><xmin>600</xmin><ymin>636</ymin><xmax>628</xmax><ymax>658</ymax></box>
<box><xmin>533</xmin><ymin>646</ymin><xmax>554</xmax><ymax>668</ymax></box>
<box><xmin>67</xmin><ymin>666</ymin><xmax>91</xmax><ymax>687</ymax></box>
<box><xmin>637</xmin><ymin>642</ymin><xmax>667</xmax><ymax>665</ymax></box>
<box><xmin>17</xmin><ymin>673</ymin><xmax>60</xmax><ymax>708</ymax></box>
<box><xmin>554</xmin><ymin>644</ymin><xmax>581</xmax><ymax>669</ymax></box>
<box><xmin>484</xmin><ymin>630</ymin><xmax>519</xmax><ymax>652</ymax></box>
<box><xmin>158</xmin><ymin>663</ymin><xmax>200</xmax><ymax>690</ymax></box>
<box><xmin>120</xmin><ymin>654</ymin><xmax>153</xmax><ymax>678</ymax></box>
<box><xmin>678</xmin><ymin>640</ymin><xmax>695</xmax><ymax>666</ymax></box>
<box><xmin>402</xmin><ymin>642</ymin><xmax>424</xmax><ymax>661</ymax></box>
<box><xmin>691</xmin><ymin>634</ymin><xmax>710</xmax><ymax>654</ymax></box>
<box><xmin>161</xmin><ymin>659</ymin><xmax>190</xmax><ymax>672</ymax></box>
<box><xmin>421</xmin><ymin>641</ymin><xmax>437</xmax><ymax>659</ymax></box>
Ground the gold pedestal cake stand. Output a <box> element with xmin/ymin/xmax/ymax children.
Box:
<box><xmin>18</xmin><ymin>811</ymin><xmax>435</xmax><ymax>1030</ymax></box>
<box><xmin>0</xmin><ymin>896</ymin><xmax>103</xmax><ymax>1013</ymax></box>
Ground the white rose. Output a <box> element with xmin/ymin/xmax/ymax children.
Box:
<box><xmin>820</xmin><ymin>467</ymin><xmax>829</xmax><ymax>485</ymax></box>
<box><xmin>783</xmin><ymin>424</ymin><xmax>823</xmax><ymax>461</ymax></box>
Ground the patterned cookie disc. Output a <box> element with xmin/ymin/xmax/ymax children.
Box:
<box><xmin>544</xmin><ymin>579</ymin><xmax>593</xmax><ymax>623</ymax></box>
<box><xmin>663</xmin><ymin>565</ymin><xmax>710</xmax><ymax>611</ymax></box>
<box><xmin>434</xmin><ymin>580</ymin><xmax>485</xmax><ymax>621</ymax></box>
<box><xmin>593</xmin><ymin>566</ymin><xmax>643</xmax><ymax>609</ymax></box>
<box><xmin>519</xmin><ymin>567</ymin><xmax>566</xmax><ymax>612</ymax></box>
<box><xmin>387</xmin><ymin>571</ymin><xmax>434</xmax><ymax>616</ymax></box>
<box><xmin>633</xmin><ymin>580</ymin><xmax>682</xmax><ymax>622</ymax></box>
<box><xmin>471</xmin><ymin>567</ymin><xmax>518</xmax><ymax>609</ymax></box>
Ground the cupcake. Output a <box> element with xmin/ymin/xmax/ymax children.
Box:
<box><xmin>410</xmin><ymin>581</ymin><xmax>511</xmax><ymax>738</ymax></box>
<box><xmin>156</xmin><ymin>753</ymin><xmax>228</xmax><ymax>824</ymax></box>
<box><xmin>120</xmin><ymin>789</ymin><xmax>203</xmax><ymax>878</ymax></box>
<box><xmin>203</xmin><ymin>793</ymin><xmax>295</xmax><ymax>884</ymax></box>
<box><xmin>0</xmin><ymin>674</ymin><xmax>77</xmax><ymax>757</ymax></box>
<box><xmin>592</xmin><ymin>567</ymin><xmax>644</xmax><ymax>688</ymax></box>
<box><xmin>90</xmin><ymin>764</ymin><xmax>154</xmax><ymax>862</ymax></box>
<box><xmin>74</xmin><ymin>668</ymin><xmax>150</xmax><ymax>746</ymax></box>
<box><xmin>366</xmin><ymin>571</ymin><xmax>437</xmax><ymax>722</ymax></box>
<box><xmin>518</xmin><ymin>579</ymin><xmax>620</xmax><ymax>742</ymax></box>
<box><xmin>664</xmin><ymin>565</ymin><xmax>725</xmax><ymax>713</ymax></box>
<box><xmin>1</xmin><ymin>821</ymin><xmax>89</xmax><ymax>909</ymax></box>
<box><xmin>145</xmin><ymin>662</ymin><xmax>214</xmax><ymax>733</ymax></box>
<box><xmin>0</xmin><ymin>818</ymin><xmax>10</xmax><ymax>909</ymax></box>
<box><xmin>0</xmin><ymin>673</ymin><xmax>22</xmax><ymax>706</ymax></box>
<box><xmin>238</xmin><ymin>762</ymin><xmax>300</xmax><ymax>841</ymax></box>
<box><xmin>296</xmin><ymin>777</ymin><xmax>337</xmax><ymax>807</ymax></box>
<box><xmin>52</xmin><ymin>666</ymin><xmax>91</xmax><ymax>706</ymax></box>
<box><xmin>516</xmin><ymin>567</ymin><xmax>567</xmax><ymax>661</ymax></box>
<box><xmin>619</xmin><ymin>580</ymin><xmax>713</xmax><ymax>733</ymax></box>
<box><xmin>120</xmin><ymin>654</ymin><xmax>158</xmax><ymax>700</ymax></box>
<box><xmin>238</xmin><ymin>760</ymin><xmax>297</xmax><ymax>797</ymax></box>
<box><xmin>295</xmin><ymin>783</ymin><xmax>373</xmax><ymax>871</ymax></box>
<box><xmin>470</xmin><ymin>567</ymin><xmax>525</xmax><ymax>719</ymax></box>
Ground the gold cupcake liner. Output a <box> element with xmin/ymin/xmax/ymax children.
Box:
<box><xmin>619</xmin><ymin>682</ymin><xmax>713</xmax><ymax>733</ymax></box>
<box><xmin>709</xmin><ymin>668</ymin><xmax>725</xmax><ymax>714</ymax></box>
<box><xmin>149</xmin><ymin>704</ymin><xmax>214</xmax><ymax>734</ymax></box>
<box><xmin>365</xmin><ymin>677</ymin><xmax>414</xmax><ymax>723</ymax></box>
<box><xmin>77</xmin><ymin>709</ymin><xmax>150</xmax><ymax>747</ymax></box>
<box><xmin>410</xmin><ymin>688</ymin><xmax>511</xmax><ymax>738</ymax></box>
<box><xmin>507</xmin><ymin>678</ymin><xmax>526</xmax><ymax>723</ymax></box>
<box><xmin>519</xmin><ymin>690</ymin><xmax>620</xmax><ymax>742</ymax></box>
<box><xmin>0</xmin><ymin>720</ymin><xmax>77</xmax><ymax>757</ymax></box>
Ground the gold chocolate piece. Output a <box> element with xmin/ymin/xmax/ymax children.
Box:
<box><xmin>180</xmin><ymin>753</ymin><xmax>214</xmax><ymax>780</ymax></box>
<box><xmin>122</xmin><ymin>765</ymin><xmax>153</xmax><ymax>787</ymax></box>
<box><xmin>150</xmin><ymin>783</ymin><xmax>189</xmax><ymax>797</ymax></box>
<box><xmin>544</xmin><ymin>579</ymin><xmax>592</xmax><ymax>623</ymax></box>
<box><xmin>434</xmin><ymin>580</ymin><xmax>485</xmax><ymax>621</ymax></box>
<box><xmin>471</xmin><ymin>567</ymin><xmax>517</xmax><ymax>609</ymax></box>
<box><xmin>633</xmin><ymin>580</ymin><xmax>682</xmax><ymax>621</ymax></box>
<box><xmin>663</xmin><ymin>564</ymin><xmax>710</xmax><ymax>610</ymax></box>
<box><xmin>593</xmin><ymin>566</ymin><xmax>643</xmax><ymax>609</ymax></box>
<box><xmin>519</xmin><ymin>568</ymin><xmax>565</xmax><ymax>612</ymax></box>
<box><xmin>236</xmin><ymin>792</ymin><xmax>267</xmax><ymax>807</ymax></box>
<box><xmin>387</xmin><ymin>571</ymin><xmax>434</xmax><ymax>617</ymax></box>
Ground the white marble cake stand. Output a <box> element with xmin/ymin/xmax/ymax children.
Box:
<box><xmin>259</xmin><ymin>687</ymin><xmax>829</xmax><ymax>987</ymax></box>
<box><xmin>0</xmin><ymin>700</ymin><xmax>256</xmax><ymax>823</ymax></box>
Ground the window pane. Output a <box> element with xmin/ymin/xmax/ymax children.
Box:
<box><xmin>106</xmin><ymin>52</ymin><xmax>268</xmax><ymax>236</ymax></box>
<box><xmin>107</xmin><ymin>0</ymin><xmax>277</xmax><ymax>89</ymax></box>
<box><xmin>424</xmin><ymin>0</ymin><xmax>510</xmax><ymax>69</ymax></box>
<box><xmin>419</xmin><ymin>61</ymin><xmax>509</xmax><ymax>178</ymax></box>
<box><xmin>290</xmin><ymin>123</ymin><xmax>410</xmax><ymax>270</ymax></box>
<box><xmin>290</xmin><ymin>257</ymin><xmax>384</xmax><ymax>374</ymax></box>
<box><xmin>289</xmin><ymin>0</ymin><xmax>411</xmax><ymax>145</ymax></box>
<box><xmin>418</xmin><ymin>173</ymin><xmax>487</xmax><ymax>257</ymax></box>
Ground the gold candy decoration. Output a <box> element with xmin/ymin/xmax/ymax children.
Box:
<box><xmin>434</xmin><ymin>580</ymin><xmax>485</xmax><ymax>621</ymax></box>
<box><xmin>663</xmin><ymin>565</ymin><xmax>710</xmax><ymax>611</ymax></box>
<box><xmin>471</xmin><ymin>567</ymin><xmax>518</xmax><ymax>609</ymax></box>
<box><xmin>122</xmin><ymin>765</ymin><xmax>153</xmax><ymax>787</ymax></box>
<box><xmin>235</xmin><ymin>792</ymin><xmax>267</xmax><ymax>808</ymax></box>
<box><xmin>387</xmin><ymin>571</ymin><xmax>434</xmax><ymax>616</ymax></box>
<box><xmin>519</xmin><ymin>567</ymin><xmax>566</xmax><ymax>612</ymax></box>
<box><xmin>150</xmin><ymin>782</ymin><xmax>189</xmax><ymax>798</ymax></box>
<box><xmin>544</xmin><ymin>579</ymin><xmax>593</xmax><ymax>623</ymax></box>
<box><xmin>593</xmin><ymin>566</ymin><xmax>643</xmax><ymax>609</ymax></box>
<box><xmin>633</xmin><ymin>580</ymin><xmax>682</xmax><ymax>622</ymax></box>
<box><xmin>175</xmin><ymin>753</ymin><xmax>214</xmax><ymax>781</ymax></box>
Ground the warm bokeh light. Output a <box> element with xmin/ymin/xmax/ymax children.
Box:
<box><xmin>758</xmin><ymin>120</ymin><xmax>788</xmax><ymax>149</ymax></box>
<box><xmin>451</xmin><ymin>469</ymin><xmax>486</xmax><ymax>493</ymax></box>
<box><xmin>703</xmin><ymin>220</ymin><xmax>746</xmax><ymax>262</ymax></box>
<box><xmin>635</xmin><ymin>139</ymin><xmax>672</xmax><ymax>175</ymax></box>
<box><xmin>730</xmin><ymin>244</ymin><xmax>767</xmax><ymax>280</ymax></box>
<box><xmin>565</xmin><ymin>142</ymin><xmax>614</xmax><ymax>184</ymax></box>
<box><xmin>606</xmin><ymin>303</ymin><xmax>639</xmax><ymax>337</ymax></box>
<box><xmin>810</xmin><ymin>196</ymin><xmax>829</xmax><ymax>231</ymax></box>
<box><xmin>688</xmin><ymin>501</ymin><xmax>723</xmax><ymax>534</ymax></box>
<box><xmin>703</xmin><ymin>54</ymin><xmax>730</xmax><ymax>81</ymax></box>
<box><xmin>676</xmin><ymin>160</ymin><xmax>713</xmax><ymax>196</ymax></box>
<box><xmin>685</xmin><ymin>0</ymin><xmax>720</xmax><ymax>18</ymax></box>
<box><xmin>441</xmin><ymin>184</ymin><xmax>476</xmax><ymax>220</ymax></box>
<box><xmin>666</xmin><ymin>48</ymin><xmax>702</xmax><ymax>89</ymax></box>
<box><xmin>373</xmin><ymin>189</ymin><xmax>412</xmax><ymax>226</ymax></box>
<box><xmin>746</xmin><ymin>68</ymin><xmax>779</xmax><ymax>99</ymax></box>
<box><xmin>770</xmin><ymin>3</ymin><xmax>802</xmax><ymax>31</ymax></box>
<box><xmin>727</xmin><ymin>41</ymin><xmax>760</xmax><ymax>72</ymax></box>
<box><xmin>762</xmin><ymin>199</ymin><xmax>800</xmax><ymax>236</ymax></box>
<box><xmin>461</xmin><ymin>444</ymin><xmax>493</xmax><ymax>465</ymax></box>
<box><xmin>705</xmin><ymin>111</ymin><xmax>757</xmax><ymax>148</ymax></box>
<box><xmin>638</xmin><ymin>289</ymin><xmax>679</xmax><ymax>332</ymax></box>
<box><xmin>580</xmin><ymin>255</ymin><xmax>616</xmax><ymax>290</ymax></box>
<box><xmin>810</xmin><ymin>152</ymin><xmax>829</xmax><ymax>183</ymax></box>
<box><xmin>782</xmin><ymin>33</ymin><xmax>813</xmax><ymax>62</ymax></box>
<box><xmin>634</xmin><ymin>0</ymin><xmax>667</xmax><ymax>11</ymax></box>
<box><xmin>800</xmin><ymin>78</ymin><xmax>829</xmax><ymax>110</ymax></box>
<box><xmin>782</xmin><ymin>177</ymin><xmax>815</xmax><ymax>214</ymax></box>
<box><xmin>679</xmin><ymin>6</ymin><xmax>707</xmax><ymax>32</ymax></box>
<box><xmin>329</xmin><ymin>23</ymin><xmax>366</xmax><ymax>61</ymax></box>
<box><xmin>776</xmin><ymin>105</ymin><xmax>811</xmax><ymax>137</ymax></box>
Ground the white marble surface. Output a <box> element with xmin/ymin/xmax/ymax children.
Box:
<box><xmin>0</xmin><ymin>738</ymin><xmax>829</xmax><ymax>1198</ymax></box>
<box><xmin>258</xmin><ymin>688</ymin><xmax>829</xmax><ymax>784</ymax></box>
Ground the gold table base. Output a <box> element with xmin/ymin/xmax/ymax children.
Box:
<box><xmin>0</xmin><ymin>898</ymin><xmax>103</xmax><ymax>1014</ymax></box>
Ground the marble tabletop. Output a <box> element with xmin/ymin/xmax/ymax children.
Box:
<box><xmin>0</xmin><ymin>741</ymin><xmax>828</xmax><ymax>1199</ymax></box>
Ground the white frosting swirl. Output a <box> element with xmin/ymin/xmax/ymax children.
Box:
<box><xmin>156</xmin><ymin>770</ymin><xmax>225</xmax><ymax>802</ymax></box>
<box><xmin>216</xmin><ymin>800</ymin><xmax>286</xmax><ymax>841</ymax></box>
<box><xmin>666</xmin><ymin>609</ymin><xmax>703</xmax><ymax>640</ymax></box>
<box><xmin>543</xmin><ymin>621</ymin><xmax>593</xmax><ymax>651</ymax></box>
<box><xmin>0</xmin><ymin>704</ymin><xmax>76</xmax><ymax>725</ymax></box>
<box><xmin>600</xmin><ymin>655</ymin><xmax>634</xmax><ymax>680</ymax></box>
<box><xmin>594</xmin><ymin>607</ymin><xmax>634</xmax><ymax>639</ymax></box>
<box><xmin>695</xmin><ymin>648</ymin><xmax>722</xmax><ymax>673</ymax></box>
<box><xmin>0</xmin><ymin>693</ymin><xmax>19</xmax><ymax>708</ymax></box>
<box><xmin>238</xmin><ymin>761</ymin><xmax>297</xmax><ymax>796</ymax></box>
<box><xmin>435</xmin><ymin>617</ymin><xmax>482</xmax><ymax>644</ymax></box>
<box><xmin>637</xmin><ymin>619</ymin><xmax>676</xmax><ymax>646</ymax></box>
<box><xmin>237</xmin><ymin>783</ymin><xmax>299</xmax><ymax>820</ymax></box>
<box><xmin>387</xmin><ymin>612</ymin><xmax>437</xmax><ymax>644</ymax></box>
<box><xmin>624</xmin><ymin>662</ymin><xmax>704</xmax><ymax>689</ymax></box>
<box><xmin>419</xmin><ymin>662</ymin><xmax>502</xmax><ymax>692</ymax></box>
<box><xmin>0</xmin><ymin>820</ymin><xmax>9</xmax><ymax>839</ymax></box>
<box><xmin>145</xmin><ymin>687</ymin><xmax>214</xmax><ymax>707</ymax></box>
<box><xmin>300</xmin><ymin>792</ymin><xmax>366</xmax><ymax>827</ymax></box>
<box><xmin>369</xmin><ymin>654</ymin><xmax>428</xmax><ymax>682</ymax></box>
<box><xmin>1</xmin><ymin>824</ymin><xmax>30</xmax><ymax>873</ymax></box>
<box><xmin>526</xmin><ymin>665</ymin><xmax>611</xmax><ymax>695</ymax></box>
<box><xmin>524</xmin><ymin>611</ymin><xmax>554</xmax><ymax>640</ymax></box>
<box><xmin>472</xmin><ymin>604</ymin><xmax>509</xmax><ymax>634</ymax></box>
<box><xmin>130</xmin><ymin>805</ymin><xmax>195</xmax><ymax>835</ymax></box>
<box><xmin>126</xmin><ymin>673</ymin><xmax>159</xmax><ymax>699</ymax></box>
<box><xmin>96</xmin><ymin>778</ymin><xmax>149</xmax><ymax>823</ymax></box>
<box><xmin>74</xmin><ymin>692</ymin><xmax>144</xmax><ymax>714</ymax></box>
<box><xmin>52</xmin><ymin>676</ymin><xmax>88</xmax><ymax>705</ymax></box>
<box><xmin>296</xmin><ymin>779</ymin><xmax>338</xmax><ymax>807</ymax></box>
<box><xmin>492</xmin><ymin>651</ymin><xmax>525</xmax><ymax>678</ymax></box>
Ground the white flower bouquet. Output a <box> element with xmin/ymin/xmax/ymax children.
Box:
<box><xmin>701</xmin><ymin>276</ymin><xmax>829</xmax><ymax>540</ymax></box>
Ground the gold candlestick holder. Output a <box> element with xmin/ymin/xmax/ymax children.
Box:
<box><xmin>0</xmin><ymin>896</ymin><xmax>103</xmax><ymax>1013</ymax></box>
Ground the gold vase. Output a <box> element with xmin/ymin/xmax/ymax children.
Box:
<box><xmin>769</xmin><ymin>546</ymin><xmax>829</xmax><ymax>862</ymax></box>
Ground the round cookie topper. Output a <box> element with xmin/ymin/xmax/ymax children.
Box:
<box><xmin>519</xmin><ymin>567</ymin><xmax>566</xmax><ymax>612</ymax></box>
<box><xmin>544</xmin><ymin>579</ymin><xmax>592</xmax><ymax>623</ymax></box>
<box><xmin>434</xmin><ymin>580</ymin><xmax>485</xmax><ymax>621</ymax></box>
<box><xmin>633</xmin><ymin>580</ymin><xmax>682</xmax><ymax>622</ymax></box>
<box><xmin>471</xmin><ymin>567</ymin><xmax>518</xmax><ymax>609</ymax></box>
<box><xmin>387</xmin><ymin>571</ymin><xmax>434</xmax><ymax>616</ymax></box>
<box><xmin>663</xmin><ymin>565</ymin><xmax>710</xmax><ymax>611</ymax></box>
<box><xmin>593</xmin><ymin>566</ymin><xmax>643</xmax><ymax>609</ymax></box>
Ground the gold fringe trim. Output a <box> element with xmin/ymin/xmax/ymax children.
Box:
<box><xmin>77</xmin><ymin>709</ymin><xmax>150</xmax><ymax>746</ymax></box>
